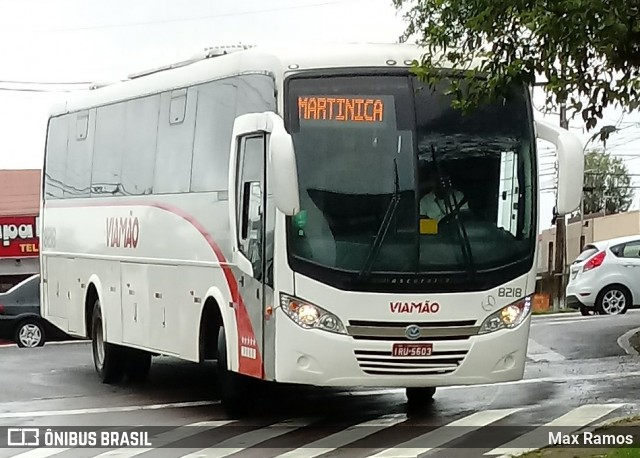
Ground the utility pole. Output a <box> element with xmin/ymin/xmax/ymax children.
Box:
<box><xmin>553</xmin><ymin>103</ymin><xmax>569</xmax><ymax>310</ymax></box>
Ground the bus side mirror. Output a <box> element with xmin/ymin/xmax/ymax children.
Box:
<box><xmin>535</xmin><ymin>120</ymin><xmax>584</xmax><ymax>216</ymax></box>
<box><xmin>269</xmin><ymin>125</ymin><xmax>300</xmax><ymax>216</ymax></box>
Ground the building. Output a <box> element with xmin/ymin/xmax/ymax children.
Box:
<box><xmin>537</xmin><ymin>210</ymin><xmax>640</xmax><ymax>277</ymax></box>
<box><xmin>0</xmin><ymin>169</ymin><xmax>40</xmax><ymax>292</ymax></box>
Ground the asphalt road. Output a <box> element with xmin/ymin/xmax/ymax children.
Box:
<box><xmin>2</xmin><ymin>311</ymin><xmax>640</xmax><ymax>457</ymax></box>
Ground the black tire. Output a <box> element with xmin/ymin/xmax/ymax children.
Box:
<box><xmin>596</xmin><ymin>285</ymin><xmax>631</xmax><ymax>316</ymax></box>
<box><xmin>406</xmin><ymin>387</ymin><xmax>436</xmax><ymax>405</ymax></box>
<box><xmin>91</xmin><ymin>300</ymin><xmax>125</xmax><ymax>384</ymax></box>
<box><xmin>124</xmin><ymin>348</ymin><xmax>152</xmax><ymax>383</ymax></box>
<box><xmin>14</xmin><ymin>318</ymin><xmax>45</xmax><ymax>348</ymax></box>
<box><xmin>217</xmin><ymin>326</ymin><xmax>250</xmax><ymax>417</ymax></box>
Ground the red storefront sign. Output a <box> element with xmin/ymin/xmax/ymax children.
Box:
<box><xmin>0</xmin><ymin>216</ymin><xmax>39</xmax><ymax>258</ymax></box>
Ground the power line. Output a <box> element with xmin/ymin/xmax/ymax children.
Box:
<box><xmin>541</xmin><ymin>186</ymin><xmax>640</xmax><ymax>191</ymax></box>
<box><xmin>584</xmin><ymin>172</ymin><xmax>640</xmax><ymax>176</ymax></box>
<box><xmin>0</xmin><ymin>79</ymin><xmax>94</xmax><ymax>85</ymax></box>
<box><xmin>0</xmin><ymin>86</ymin><xmax>89</xmax><ymax>93</ymax></box>
<box><xmin>0</xmin><ymin>79</ymin><xmax>94</xmax><ymax>93</ymax></box>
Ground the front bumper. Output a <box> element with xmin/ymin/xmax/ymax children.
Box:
<box><xmin>274</xmin><ymin>308</ymin><xmax>530</xmax><ymax>387</ymax></box>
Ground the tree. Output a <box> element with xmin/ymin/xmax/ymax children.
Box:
<box><xmin>393</xmin><ymin>0</ymin><xmax>640</xmax><ymax>134</ymax></box>
<box><xmin>580</xmin><ymin>149</ymin><xmax>634</xmax><ymax>215</ymax></box>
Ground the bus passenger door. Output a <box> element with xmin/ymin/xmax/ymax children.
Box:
<box><xmin>230</xmin><ymin>120</ymin><xmax>269</xmax><ymax>379</ymax></box>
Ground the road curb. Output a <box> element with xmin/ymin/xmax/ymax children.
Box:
<box><xmin>617</xmin><ymin>327</ymin><xmax>640</xmax><ymax>356</ymax></box>
<box><xmin>531</xmin><ymin>312</ymin><xmax>580</xmax><ymax>319</ymax></box>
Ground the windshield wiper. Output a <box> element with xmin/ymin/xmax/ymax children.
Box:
<box><xmin>430</xmin><ymin>144</ymin><xmax>476</xmax><ymax>276</ymax></box>
<box><xmin>358</xmin><ymin>158</ymin><xmax>401</xmax><ymax>280</ymax></box>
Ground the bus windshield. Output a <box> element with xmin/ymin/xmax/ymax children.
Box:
<box><xmin>285</xmin><ymin>74</ymin><xmax>536</xmax><ymax>292</ymax></box>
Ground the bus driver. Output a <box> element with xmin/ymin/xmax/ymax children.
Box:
<box><xmin>419</xmin><ymin>167</ymin><xmax>468</xmax><ymax>221</ymax></box>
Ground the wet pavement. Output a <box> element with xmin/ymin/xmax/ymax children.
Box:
<box><xmin>1</xmin><ymin>311</ymin><xmax>640</xmax><ymax>457</ymax></box>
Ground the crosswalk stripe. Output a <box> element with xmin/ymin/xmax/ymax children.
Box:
<box><xmin>93</xmin><ymin>421</ymin><xmax>233</xmax><ymax>458</ymax></box>
<box><xmin>274</xmin><ymin>414</ymin><xmax>407</xmax><ymax>458</ymax></box>
<box><xmin>0</xmin><ymin>401</ymin><xmax>220</xmax><ymax>419</ymax></box>
<box><xmin>368</xmin><ymin>408</ymin><xmax>521</xmax><ymax>458</ymax></box>
<box><xmin>526</xmin><ymin>339</ymin><xmax>565</xmax><ymax>362</ymax></box>
<box><xmin>3</xmin><ymin>403</ymin><xmax>632</xmax><ymax>458</ymax></box>
<box><xmin>484</xmin><ymin>403</ymin><xmax>625</xmax><ymax>456</ymax></box>
<box><xmin>181</xmin><ymin>418</ymin><xmax>316</xmax><ymax>458</ymax></box>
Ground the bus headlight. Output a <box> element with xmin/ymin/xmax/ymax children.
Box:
<box><xmin>478</xmin><ymin>296</ymin><xmax>532</xmax><ymax>335</ymax></box>
<box><xmin>280</xmin><ymin>294</ymin><xmax>346</xmax><ymax>335</ymax></box>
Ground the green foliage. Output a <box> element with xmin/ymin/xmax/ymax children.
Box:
<box><xmin>581</xmin><ymin>149</ymin><xmax>633</xmax><ymax>215</ymax></box>
<box><xmin>393</xmin><ymin>0</ymin><xmax>640</xmax><ymax>133</ymax></box>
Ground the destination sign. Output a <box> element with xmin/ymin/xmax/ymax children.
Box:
<box><xmin>298</xmin><ymin>96</ymin><xmax>387</xmax><ymax>125</ymax></box>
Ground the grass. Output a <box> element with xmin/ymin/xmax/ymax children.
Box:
<box><xmin>629</xmin><ymin>332</ymin><xmax>640</xmax><ymax>354</ymax></box>
<box><xmin>607</xmin><ymin>416</ymin><xmax>640</xmax><ymax>426</ymax></box>
<box><xmin>605</xmin><ymin>448</ymin><xmax>640</xmax><ymax>458</ymax></box>
<box><xmin>516</xmin><ymin>444</ymin><xmax>640</xmax><ymax>457</ymax></box>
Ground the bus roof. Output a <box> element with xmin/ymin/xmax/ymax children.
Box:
<box><xmin>48</xmin><ymin>43</ymin><xmax>445</xmax><ymax>117</ymax></box>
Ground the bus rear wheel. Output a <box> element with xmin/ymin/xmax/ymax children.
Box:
<box><xmin>406</xmin><ymin>387</ymin><xmax>436</xmax><ymax>405</ymax></box>
<box><xmin>91</xmin><ymin>300</ymin><xmax>125</xmax><ymax>384</ymax></box>
<box><xmin>217</xmin><ymin>326</ymin><xmax>250</xmax><ymax>417</ymax></box>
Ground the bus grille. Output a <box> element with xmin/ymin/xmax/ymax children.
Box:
<box><xmin>346</xmin><ymin>320</ymin><xmax>480</xmax><ymax>341</ymax></box>
<box><xmin>354</xmin><ymin>349</ymin><xmax>467</xmax><ymax>375</ymax></box>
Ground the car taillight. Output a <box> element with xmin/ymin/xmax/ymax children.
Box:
<box><xmin>583</xmin><ymin>251</ymin><xmax>606</xmax><ymax>272</ymax></box>
<box><xmin>0</xmin><ymin>304</ymin><xmax>4</xmax><ymax>314</ymax></box>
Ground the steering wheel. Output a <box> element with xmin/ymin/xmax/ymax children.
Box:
<box><xmin>438</xmin><ymin>196</ymin><xmax>469</xmax><ymax>225</ymax></box>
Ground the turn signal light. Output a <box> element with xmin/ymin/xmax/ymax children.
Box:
<box><xmin>583</xmin><ymin>251</ymin><xmax>606</xmax><ymax>272</ymax></box>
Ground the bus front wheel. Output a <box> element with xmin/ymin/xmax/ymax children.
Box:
<box><xmin>406</xmin><ymin>387</ymin><xmax>436</xmax><ymax>405</ymax></box>
<box><xmin>216</xmin><ymin>326</ymin><xmax>250</xmax><ymax>417</ymax></box>
<box><xmin>91</xmin><ymin>301</ymin><xmax>125</xmax><ymax>384</ymax></box>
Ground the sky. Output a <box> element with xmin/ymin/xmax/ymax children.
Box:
<box><xmin>1</xmin><ymin>0</ymin><xmax>640</xmax><ymax>232</ymax></box>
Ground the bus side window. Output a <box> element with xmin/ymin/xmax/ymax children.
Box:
<box><xmin>237</xmin><ymin>135</ymin><xmax>265</xmax><ymax>279</ymax></box>
<box><xmin>241</xmin><ymin>181</ymin><xmax>262</xmax><ymax>240</ymax></box>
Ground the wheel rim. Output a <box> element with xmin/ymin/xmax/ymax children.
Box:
<box><xmin>19</xmin><ymin>324</ymin><xmax>41</xmax><ymax>347</ymax></box>
<box><xmin>95</xmin><ymin>322</ymin><xmax>105</xmax><ymax>367</ymax></box>
<box><xmin>602</xmin><ymin>290</ymin><xmax>626</xmax><ymax>314</ymax></box>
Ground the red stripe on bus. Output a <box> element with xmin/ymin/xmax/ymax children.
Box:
<box><xmin>157</xmin><ymin>204</ymin><xmax>264</xmax><ymax>379</ymax></box>
<box><xmin>45</xmin><ymin>200</ymin><xmax>265</xmax><ymax>379</ymax></box>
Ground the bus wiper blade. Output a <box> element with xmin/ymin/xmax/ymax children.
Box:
<box><xmin>358</xmin><ymin>158</ymin><xmax>401</xmax><ymax>280</ymax></box>
<box><xmin>430</xmin><ymin>144</ymin><xmax>476</xmax><ymax>276</ymax></box>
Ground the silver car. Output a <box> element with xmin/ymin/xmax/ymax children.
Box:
<box><xmin>0</xmin><ymin>275</ymin><xmax>46</xmax><ymax>347</ymax></box>
<box><xmin>566</xmin><ymin>235</ymin><xmax>640</xmax><ymax>316</ymax></box>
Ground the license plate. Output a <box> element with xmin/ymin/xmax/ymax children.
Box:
<box><xmin>392</xmin><ymin>343</ymin><xmax>433</xmax><ymax>357</ymax></box>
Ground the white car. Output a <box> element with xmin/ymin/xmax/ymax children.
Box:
<box><xmin>566</xmin><ymin>235</ymin><xmax>640</xmax><ymax>316</ymax></box>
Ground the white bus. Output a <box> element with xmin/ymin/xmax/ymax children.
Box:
<box><xmin>40</xmin><ymin>43</ymin><xmax>584</xmax><ymax>414</ymax></box>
